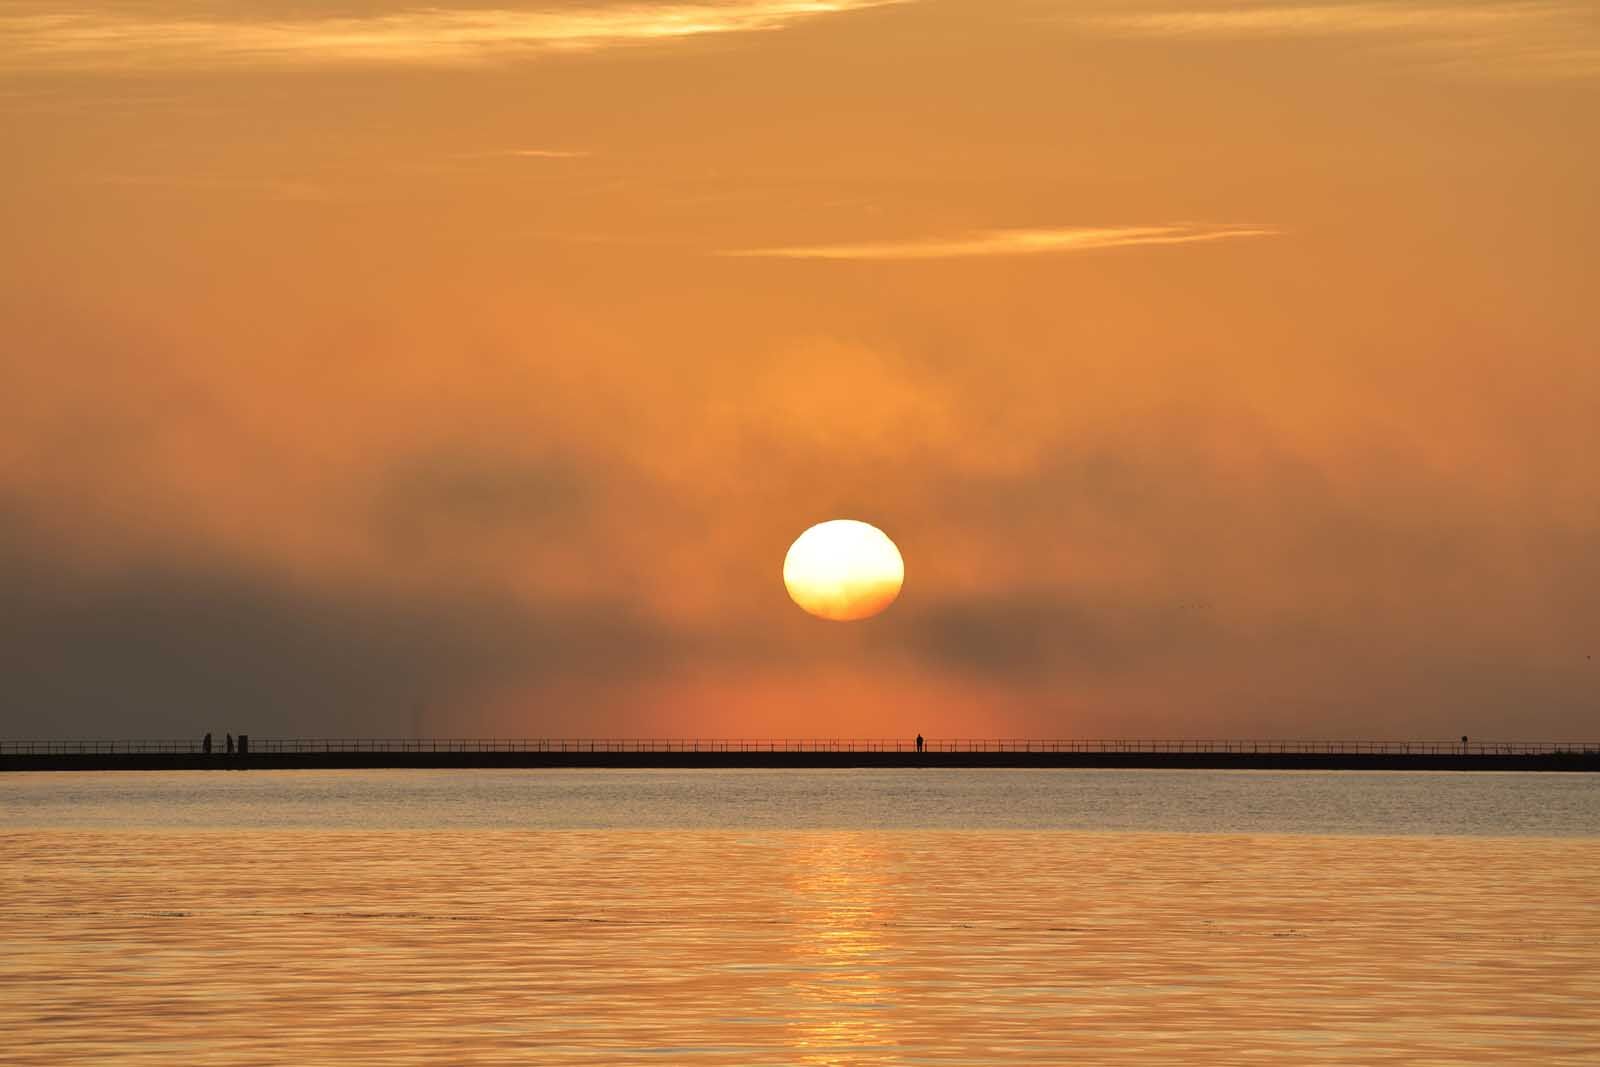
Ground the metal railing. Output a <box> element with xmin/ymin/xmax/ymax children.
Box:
<box><xmin>3</xmin><ymin>737</ymin><xmax>1598</xmax><ymax>756</ymax></box>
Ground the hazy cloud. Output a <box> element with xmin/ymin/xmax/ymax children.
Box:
<box><xmin>0</xmin><ymin>514</ymin><xmax>684</xmax><ymax>739</ymax></box>
<box><xmin>0</xmin><ymin>1</ymin><xmax>902</xmax><ymax>71</ymax></box>
<box><xmin>1073</xmin><ymin>2</ymin><xmax>1600</xmax><ymax>80</ymax></box>
<box><xmin>886</xmin><ymin>591</ymin><xmax>1226</xmax><ymax>679</ymax></box>
<box><xmin>723</xmin><ymin>224</ymin><xmax>1280</xmax><ymax>260</ymax></box>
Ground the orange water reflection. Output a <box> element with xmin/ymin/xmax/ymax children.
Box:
<box><xmin>2</xmin><ymin>831</ymin><xmax>1597</xmax><ymax>1064</ymax></box>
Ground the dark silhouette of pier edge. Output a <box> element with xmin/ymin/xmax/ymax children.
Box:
<box><xmin>2</xmin><ymin>738</ymin><xmax>1597</xmax><ymax>772</ymax></box>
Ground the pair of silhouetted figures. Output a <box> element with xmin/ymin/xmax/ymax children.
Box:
<box><xmin>201</xmin><ymin>732</ymin><xmax>244</xmax><ymax>755</ymax></box>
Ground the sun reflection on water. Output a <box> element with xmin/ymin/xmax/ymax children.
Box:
<box><xmin>782</xmin><ymin>835</ymin><xmax>900</xmax><ymax>1064</ymax></box>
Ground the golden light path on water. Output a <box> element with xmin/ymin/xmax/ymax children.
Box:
<box><xmin>3</xmin><ymin>829</ymin><xmax>1597</xmax><ymax>1064</ymax></box>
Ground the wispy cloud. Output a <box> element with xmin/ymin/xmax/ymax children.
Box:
<box><xmin>1073</xmin><ymin>2</ymin><xmax>1599</xmax><ymax>80</ymax></box>
<box><xmin>1086</xmin><ymin>2</ymin><xmax>1547</xmax><ymax>38</ymax></box>
<box><xmin>493</xmin><ymin>148</ymin><xmax>590</xmax><ymax>159</ymax></box>
<box><xmin>0</xmin><ymin>1</ymin><xmax>900</xmax><ymax>72</ymax></box>
<box><xmin>454</xmin><ymin>148</ymin><xmax>592</xmax><ymax>160</ymax></box>
<box><xmin>723</xmin><ymin>223</ymin><xmax>1280</xmax><ymax>260</ymax></box>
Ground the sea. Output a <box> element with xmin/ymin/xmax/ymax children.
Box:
<box><xmin>3</xmin><ymin>768</ymin><xmax>1597</xmax><ymax>1065</ymax></box>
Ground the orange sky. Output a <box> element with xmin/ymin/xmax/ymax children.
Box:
<box><xmin>2</xmin><ymin>0</ymin><xmax>1597</xmax><ymax>740</ymax></box>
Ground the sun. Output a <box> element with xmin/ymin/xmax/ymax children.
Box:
<box><xmin>783</xmin><ymin>519</ymin><xmax>904</xmax><ymax>621</ymax></box>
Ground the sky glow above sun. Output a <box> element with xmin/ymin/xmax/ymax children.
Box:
<box><xmin>784</xmin><ymin>520</ymin><xmax>904</xmax><ymax>621</ymax></box>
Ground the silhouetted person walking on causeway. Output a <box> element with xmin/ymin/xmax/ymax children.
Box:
<box><xmin>226</xmin><ymin>733</ymin><xmax>234</xmax><ymax>755</ymax></box>
<box><xmin>202</xmin><ymin>732</ymin><xmax>212</xmax><ymax>754</ymax></box>
<box><xmin>916</xmin><ymin>734</ymin><xmax>924</xmax><ymax>753</ymax></box>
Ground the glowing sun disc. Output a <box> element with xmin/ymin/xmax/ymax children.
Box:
<box><xmin>783</xmin><ymin>519</ymin><xmax>904</xmax><ymax>621</ymax></box>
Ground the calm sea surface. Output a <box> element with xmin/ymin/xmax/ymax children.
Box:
<box><xmin>3</xmin><ymin>769</ymin><xmax>1597</xmax><ymax>1064</ymax></box>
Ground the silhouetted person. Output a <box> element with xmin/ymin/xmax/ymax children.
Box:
<box><xmin>916</xmin><ymin>733</ymin><xmax>924</xmax><ymax>754</ymax></box>
<box><xmin>202</xmin><ymin>732</ymin><xmax>212</xmax><ymax>754</ymax></box>
<box><xmin>226</xmin><ymin>733</ymin><xmax>234</xmax><ymax>755</ymax></box>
